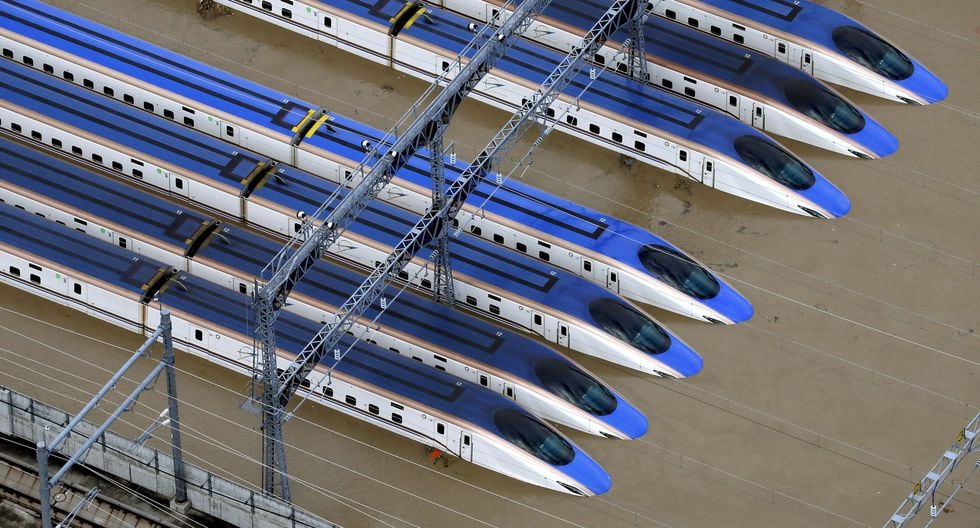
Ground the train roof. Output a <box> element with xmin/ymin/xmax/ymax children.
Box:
<box><xmin>0</xmin><ymin>137</ymin><xmax>580</xmax><ymax>382</ymax></box>
<box><xmin>690</xmin><ymin>0</ymin><xmax>870</xmax><ymax>49</ymax></box>
<box><xmin>545</xmin><ymin>0</ymin><xmax>829</xmax><ymax>104</ymax></box>
<box><xmin>0</xmin><ymin>200</ymin><xmax>536</xmax><ymax>429</ymax></box>
<box><xmin>0</xmin><ymin>58</ymin><xmax>639</xmax><ymax>316</ymax></box>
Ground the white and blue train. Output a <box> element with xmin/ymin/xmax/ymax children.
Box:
<box><xmin>0</xmin><ymin>57</ymin><xmax>703</xmax><ymax>379</ymax></box>
<box><xmin>0</xmin><ymin>203</ymin><xmax>612</xmax><ymax>495</ymax></box>
<box><xmin>439</xmin><ymin>0</ymin><xmax>898</xmax><ymax>159</ymax></box>
<box><xmin>0</xmin><ymin>0</ymin><xmax>755</xmax><ymax>324</ymax></box>
<box><xmin>201</xmin><ymin>0</ymin><xmax>850</xmax><ymax>218</ymax></box>
<box><xmin>650</xmin><ymin>0</ymin><xmax>947</xmax><ymax>105</ymax></box>
<box><xmin>0</xmin><ymin>136</ymin><xmax>648</xmax><ymax>439</ymax></box>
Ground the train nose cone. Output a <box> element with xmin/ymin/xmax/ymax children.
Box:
<box><xmin>803</xmin><ymin>174</ymin><xmax>851</xmax><ymax>219</ymax></box>
<box><xmin>711</xmin><ymin>283</ymin><xmax>754</xmax><ymax>324</ymax></box>
<box><xmin>605</xmin><ymin>398</ymin><xmax>649</xmax><ymax>440</ymax></box>
<box><xmin>663</xmin><ymin>338</ymin><xmax>704</xmax><ymax>378</ymax></box>
<box><xmin>564</xmin><ymin>446</ymin><xmax>613</xmax><ymax>496</ymax></box>
<box><xmin>859</xmin><ymin>117</ymin><xmax>899</xmax><ymax>159</ymax></box>
<box><xmin>905</xmin><ymin>66</ymin><xmax>948</xmax><ymax>105</ymax></box>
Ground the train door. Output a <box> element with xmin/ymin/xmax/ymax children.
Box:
<box><xmin>606</xmin><ymin>269</ymin><xmax>619</xmax><ymax>293</ymax></box>
<box><xmin>557</xmin><ymin>322</ymin><xmax>569</xmax><ymax>348</ymax></box>
<box><xmin>502</xmin><ymin>382</ymin><xmax>516</xmax><ymax>401</ymax></box>
<box><xmin>168</xmin><ymin>173</ymin><xmax>189</xmax><ymax>198</ymax></box>
<box><xmin>775</xmin><ymin>39</ymin><xmax>790</xmax><ymax>64</ymax></box>
<box><xmin>531</xmin><ymin>310</ymin><xmax>545</xmax><ymax>336</ymax></box>
<box><xmin>459</xmin><ymin>432</ymin><xmax>473</xmax><ymax>462</ymax></box>
<box><xmin>317</xmin><ymin>11</ymin><xmax>338</xmax><ymax>37</ymax></box>
<box><xmin>675</xmin><ymin>147</ymin><xmax>691</xmax><ymax>179</ymax></box>
<box><xmin>701</xmin><ymin>157</ymin><xmax>716</xmax><ymax>188</ymax></box>
<box><xmin>726</xmin><ymin>93</ymin><xmax>741</xmax><ymax>120</ymax></box>
<box><xmin>752</xmin><ymin>103</ymin><xmax>765</xmax><ymax>129</ymax></box>
<box><xmin>580</xmin><ymin>258</ymin><xmax>596</xmax><ymax>282</ymax></box>
<box><xmin>68</xmin><ymin>279</ymin><xmax>87</xmax><ymax>307</ymax></box>
<box><xmin>218</xmin><ymin>120</ymin><xmax>238</xmax><ymax>146</ymax></box>
<box><xmin>801</xmin><ymin>51</ymin><xmax>814</xmax><ymax>75</ymax></box>
<box><xmin>434</xmin><ymin>421</ymin><xmax>448</xmax><ymax>449</ymax></box>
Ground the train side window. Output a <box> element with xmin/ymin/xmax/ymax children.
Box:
<box><xmin>489</xmin><ymin>305</ymin><xmax>500</xmax><ymax>315</ymax></box>
<box><xmin>565</xmin><ymin>115</ymin><xmax>577</xmax><ymax>126</ymax></box>
<box><xmin>123</xmin><ymin>94</ymin><xmax>134</xmax><ymax>104</ymax></box>
<box><xmin>345</xmin><ymin>395</ymin><xmax>356</xmax><ymax>406</ymax></box>
<box><xmin>706</xmin><ymin>161</ymin><xmax>713</xmax><ymax>172</ymax></box>
<box><xmin>559</xmin><ymin>326</ymin><xmax>567</xmax><ymax>337</ymax></box>
<box><xmin>8</xmin><ymin>266</ymin><xmax>20</xmax><ymax>277</ymax></box>
<box><xmin>282</xmin><ymin>8</ymin><xmax>292</xmax><ymax>18</ymax></box>
<box><xmin>436</xmin><ymin>423</ymin><xmax>445</xmax><ymax>434</ymax></box>
<box><xmin>583</xmin><ymin>260</ymin><xmax>592</xmax><ymax>272</ymax></box>
<box><xmin>610</xmin><ymin>272</ymin><xmax>617</xmax><ymax>282</ymax></box>
<box><xmin>132</xmin><ymin>168</ymin><xmax>143</xmax><ymax>178</ymax></box>
<box><xmin>73</xmin><ymin>283</ymin><xmax>82</xmax><ymax>295</ymax></box>
<box><xmin>83</xmin><ymin>78</ymin><xmax>94</xmax><ymax>89</ymax></box>
<box><xmin>420</xmin><ymin>278</ymin><xmax>431</xmax><ymax>289</ymax></box>
<box><xmin>63</xmin><ymin>71</ymin><xmax>74</xmax><ymax>82</ymax></box>
<box><xmin>112</xmin><ymin>161</ymin><xmax>123</xmax><ymax>171</ymax></box>
<box><xmin>225</xmin><ymin>125</ymin><xmax>235</xmax><ymax>137</ymax></box>
<box><xmin>492</xmin><ymin>234</ymin><xmax>504</xmax><ymax>244</ymax></box>
<box><xmin>391</xmin><ymin>402</ymin><xmax>403</xmax><ymax>410</ymax></box>
<box><xmin>193</xmin><ymin>329</ymin><xmax>203</xmax><ymax>341</ymax></box>
<box><xmin>687</xmin><ymin>18</ymin><xmax>698</xmax><ymax>28</ymax></box>
<box><xmin>118</xmin><ymin>237</ymin><xmax>127</xmax><ymax>249</ymax></box>
<box><xmin>51</xmin><ymin>138</ymin><xmax>62</xmax><ymax>149</ymax></box>
<box><xmin>10</xmin><ymin>123</ymin><xmax>21</xmax><ymax>133</ymax></box>
<box><xmin>778</xmin><ymin>43</ymin><xmax>786</xmax><ymax>53</ymax></box>
<box><xmin>261</xmin><ymin>0</ymin><xmax>272</xmax><ymax>10</ymax></box>
<box><xmin>505</xmin><ymin>387</ymin><xmax>514</xmax><ymax>398</ymax></box>
<box><xmin>323</xmin><ymin>386</ymin><xmax>333</xmax><ymax>397</ymax></box>
<box><xmin>71</xmin><ymin>146</ymin><xmax>82</xmax><ymax>156</ymax></box>
<box><xmin>144</xmin><ymin>102</ymin><xmax>155</xmax><ymax>112</ymax></box>
<box><xmin>391</xmin><ymin>413</ymin><xmax>402</xmax><ymax>424</ymax></box>
<box><xmin>545</xmin><ymin>107</ymin><xmax>555</xmax><ymax>118</ymax></box>
<box><xmin>755</xmin><ymin>107</ymin><xmax>763</xmax><ymax>117</ymax></box>
<box><xmin>368</xmin><ymin>404</ymin><xmax>379</xmax><ymax>415</ymax></box>
<box><xmin>175</xmin><ymin>177</ymin><xmax>184</xmax><ymax>189</ymax></box>
<box><xmin>533</xmin><ymin>314</ymin><xmax>542</xmax><ymax>325</ymax></box>
<box><xmin>434</xmin><ymin>355</ymin><xmax>446</xmax><ymax>362</ymax></box>
<box><xmin>184</xmin><ymin>117</ymin><xmax>195</xmax><ymax>127</ymax></box>
<box><xmin>1</xmin><ymin>48</ymin><xmax>11</xmax><ymax>58</ymax></box>
<box><xmin>685</xmin><ymin>87</ymin><xmax>696</xmax><ymax>97</ymax></box>
<box><xmin>661</xmin><ymin>78</ymin><xmax>673</xmax><ymax>90</ymax></box>
<box><xmin>479</xmin><ymin>375</ymin><xmax>488</xmax><ymax>386</ymax></box>
<box><xmin>31</xmin><ymin>130</ymin><xmax>42</xmax><ymax>141</ymax></box>
<box><xmin>164</xmin><ymin>109</ymin><xmax>175</xmax><ymax>119</ymax></box>
<box><xmin>634</xmin><ymin>141</ymin><xmax>646</xmax><ymax>152</ymax></box>
<box><xmin>465</xmin><ymin>295</ymin><xmax>477</xmax><ymax>306</ymax></box>
<box><xmin>22</xmin><ymin>55</ymin><xmax>33</xmax><ymax>66</ymax></box>
<box><xmin>469</xmin><ymin>225</ymin><xmax>481</xmax><ymax>236</ymax></box>
<box><xmin>91</xmin><ymin>153</ymin><xmax>103</xmax><ymax>163</ymax></box>
<box><xmin>729</xmin><ymin>95</ymin><xmax>737</xmax><ymax>106</ymax></box>
<box><xmin>593</xmin><ymin>54</ymin><xmax>605</xmax><ymax>65</ymax></box>
<box><xmin>43</xmin><ymin>63</ymin><xmax>53</xmax><ymax>74</ymax></box>
<box><xmin>398</xmin><ymin>270</ymin><xmax>409</xmax><ymax>280</ymax></box>
<box><xmin>589</xmin><ymin>123</ymin><xmax>600</xmax><ymax>134</ymax></box>
<box><xmin>324</xmin><ymin>16</ymin><xmax>333</xmax><ymax>28</ymax></box>
<box><xmin>665</xmin><ymin>9</ymin><xmax>676</xmax><ymax>19</ymax></box>
<box><xmin>734</xmin><ymin>34</ymin><xmax>744</xmax><ymax>44</ymax></box>
<box><xmin>679</xmin><ymin>150</ymin><xmax>688</xmax><ymax>162</ymax></box>
<box><xmin>239</xmin><ymin>283</ymin><xmax>248</xmax><ymax>294</ymax></box>
<box><xmin>516</xmin><ymin>242</ymin><xmax>527</xmax><ymax>253</ymax></box>
<box><xmin>441</xmin><ymin>60</ymin><xmax>450</xmax><ymax>72</ymax></box>
<box><xmin>435</xmin><ymin>365</ymin><xmax>446</xmax><ymax>372</ymax></box>
<box><xmin>463</xmin><ymin>435</ymin><xmax>470</xmax><ymax>446</ymax></box>
<box><xmin>538</xmin><ymin>251</ymin><xmax>549</xmax><ymax>262</ymax></box>
<box><xmin>711</xmin><ymin>25</ymin><xmax>721</xmax><ymax>36</ymax></box>
<box><xmin>103</xmin><ymin>86</ymin><xmax>114</xmax><ymax>97</ymax></box>
<box><xmin>30</xmin><ymin>273</ymin><xmax>40</xmax><ymax>284</ymax></box>
<box><xmin>611</xmin><ymin>132</ymin><xmax>623</xmax><ymax>143</ymax></box>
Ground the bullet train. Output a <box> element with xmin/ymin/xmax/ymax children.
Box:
<box><xmin>0</xmin><ymin>137</ymin><xmax>648</xmax><ymax>439</ymax></box>
<box><xmin>0</xmin><ymin>0</ymin><xmax>754</xmax><ymax>324</ymax></box>
<box><xmin>439</xmin><ymin>0</ymin><xmax>897</xmax><ymax>159</ymax></box>
<box><xmin>0</xmin><ymin>204</ymin><xmax>611</xmax><ymax>495</ymax></box>
<box><xmin>0</xmin><ymin>59</ymin><xmax>703</xmax><ymax>379</ymax></box>
<box><xmin>649</xmin><ymin>0</ymin><xmax>947</xmax><ymax>105</ymax></box>
<box><xmin>205</xmin><ymin>0</ymin><xmax>850</xmax><ymax>217</ymax></box>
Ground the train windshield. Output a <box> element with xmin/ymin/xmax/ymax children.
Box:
<box><xmin>588</xmin><ymin>298</ymin><xmax>671</xmax><ymax>355</ymax></box>
<box><xmin>534</xmin><ymin>359</ymin><xmax>618</xmax><ymax>416</ymax></box>
<box><xmin>782</xmin><ymin>79</ymin><xmax>866</xmax><ymax>134</ymax></box>
<box><xmin>493</xmin><ymin>409</ymin><xmax>575</xmax><ymax>466</ymax></box>
<box><xmin>832</xmin><ymin>26</ymin><xmax>914</xmax><ymax>81</ymax></box>
<box><xmin>637</xmin><ymin>244</ymin><xmax>720</xmax><ymax>299</ymax></box>
<box><xmin>733</xmin><ymin>135</ymin><xmax>815</xmax><ymax>190</ymax></box>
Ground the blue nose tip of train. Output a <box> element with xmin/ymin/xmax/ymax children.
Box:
<box><xmin>665</xmin><ymin>338</ymin><xmax>704</xmax><ymax>378</ymax></box>
<box><xmin>904</xmin><ymin>65</ymin><xmax>948</xmax><ymax>105</ymax></box>
<box><xmin>712</xmin><ymin>282</ymin><xmax>754</xmax><ymax>324</ymax></box>
<box><xmin>802</xmin><ymin>173</ymin><xmax>851</xmax><ymax>219</ymax></box>
<box><xmin>563</xmin><ymin>445</ymin><xmax>613</xmax><ymax>496</ymax></box>
<box><xmin>858</xmin><ymin>117</ymin><xmax>899</xmax><ymax>159</ymax></box>
<box><xmin>606</xmin><ymin>397</ymin><xmax>649</xmax><ymax>440</ymax></box>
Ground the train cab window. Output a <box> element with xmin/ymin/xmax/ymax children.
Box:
<box><xmin>164</xmin><ymin>109</ymin><xmax>175</xmax><ymax>119</ymax></box>
<box><xmin>589</xmin><ymin>298</ymin><xmax>671</xmax><ymax>354</ymax></box>
<box><xmin>489</xmin><ymin>305</ymin><xmax>500</xmax><ymax>315</ymax></box>
<box><xmin>22</xmin><ymin>55</ymin><xmax>33</xmax><ymax>66</ymax></box>
<box><xmin>465</xmin><ymin>295</ymin><xmax>477</xmax><ymax>306</ymax></box>
<box><xmin>43</xmin><ymin>63</ymin><xmax>53</xmax><ymax>74</ymax></box>
<box><xmin>324</xmin><ymin>16</ymin><xmax>333</xmax><ymax>28</ymax></box>
<box><xmin>479</xmin><ymin>375</ymin><xmax>488</xmax><ymax>386</ymax></box>
<box><xmin>661</xmin><ymin>78</ymin><xmax>673</xmax><ymax>90</ymax></box>
<box><xmin>63</xmin><ymin>71</ymin><xmax>74</xmax><ymax>81</ymax></box>
<box><xmin>729</xmin><ymin>95</ymin><xmax>737</xmax><ymax>106</ymax></box>
<box><xmin>782</xmin><ymin>78</ymin><xmax>865</xmax><ymax>134</ymax></box>
<box><xmin>123</xmin><ymin>94</ymin><xmax>134</xmax><ymax>104</ymax></box>
<box><xmin>538</xmin><ymin>251</ymin><xmax>549</xmax><ymax>262</ymax></box>
<box><xmin>391</xmin><ymin>413</ymin><xmax>403</xmax><ymax>424</ymax></box>
<box><xmin>493</xmin><ymin>233</ymin><xmax>504</xmax><ymax>244</ymax></box>
<box><xmin>832</xmin><ymin>26</ymin><xmax>913</xmax><ymax>80</ymax></box>
<box><xmin>589</xmin><ymin>123</ymin><xmax>600</xmax><ymax>134</ymax></box>
<box><xmin>565</xmin><ymin>115</ymin><xmax>577</xmax><ymax>126</ymax></box>
<box><xmin>345</xmin><ymin>395</ymin><xmax>356</xmax><ymax>406</ymax></box>
<box><xmin>733</xmin><ymin>34</ymin><xmax>744</xmax><ymax>44</ymax></box>
<box><xmin>73</xmin><ymin>283</ymin><xmax>82</xmax><ymax>295</ymax></box>
<box><xmin>1</xmin><ymin>48</ymin><xmax>11</xmax><ymax>58</ymax></box>
<box><xmin>638</xmin><ymin>244</ymin><xmax>720</xmax><ymax>299</ymax></box>
<box><xmin>194</xmin><ymin>329</ymin><xmax>203</xmax><ymax>341</ymax></box>
<box><xmin>30</xmin><ymin>273</ymin><xmax>41</xmax><ymax>284</ymax></box>
<box><xmin>679</xmin><ymin>150</ymin><xmax>687</xmax><ymax>162</ymax></box>
<box><xmin>516</xmin><ymin>242</ymin><xmax>527</xmax><ymax>253</ymax></box>
<box><xmin>469</xmin><ymin>225</ymin><xmax>481</xmax><ymax>236</ymax></box>
<box><xmin>684</xmin><ymin>87</ymin><xmax>695</xmax><ymax>97</ymax></box>
<box><xmin>665</xmin><ymin>9</ymin><xmax>676</xmax><ymax>19</ymax></box>
<box><xmin>733</xmin><ymin>135</ymin><xmax>815</xmax><ymax>190</ymax></box>
<box><xmin>534</xmin><ymin>359</ymin><xmax>618</xmax><ymax>415</ymax></box>
<box><xmin>118</xmin><ymin>237</ymin><xmax>127</xmax><ymax>249</ymax></box>
<box><xmin>634</xmin><ymin>141</ymin><xmax>645</xmax><ymax>152</ymax></box>
<box><xmin>112</xmin><ymin>161</ymin><xmax>123</xmax><ymax>171</ymax></box>
<box><xmin>436</xmin><ymin>423</ymin><xmax>445</xmax><ymax>434</ymax></box>
<box><xmin>492</xmin><ymin>409</ymin><xmax>574</xmax><ymax>466</ymax></box>
<box><xmin>711</xmin><ymin>25</ymin><xmax>721</xmax><ymax>36</ymax></box>
<box><xmin>323</xmin><ymin>386</ymin><xmax>333</xmax><ymax>397</ymax></box>
<box><xmin>611</xmin><ymin>132</ymin><xmax>622</xmax><ymax>143</ymax></box>
<box><xmin>368</xmin><ymin>404</ymin><xmax>379</xmax><ymax>415</ymax></box>
<box><xmin>687</xmin><ymin>17</ymin><xmax>698</xmax><ymax>28</ymax></box>
<box><xmin>183</xmin><ymin>117</ymin><xmax>195</xmax><ymax>127</ymax></box>
<box><xmin>103</xmin><ymin>86</ymin><xmax>114</xmax><ymax>97</ymax></box>
<box><xmin>144</xmin><ymin>102</ymin><xmax>155</xmax><ymax>112</ymax></box>
<box><xmin>51</xmin><ymin>138</ymin><xmax>62</xmax><ymax>149</ymax></box>
<box><xmin>8</xmin><ymin>266</ymin><xmax>20</xmax><ymax>277</ymax></box>
<box><xmin>777</xmin><ymin>43</ymin><xmax>786</xmax><ymax>53</ymax></box>
<box><xmin>282</xmin><ymin>8</ymin><xmax>292</xmax><ymax>18</ymax></box>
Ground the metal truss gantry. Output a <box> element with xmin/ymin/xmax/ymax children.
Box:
<box><xmin>253</xmin><ymin>0</ymin><xmax>555</xmax><ymax>500</ymax></box>
<box><xmin>884</xmin><ymin>413</ymin><xmax>979</xmax><ymax>528</ymax></box>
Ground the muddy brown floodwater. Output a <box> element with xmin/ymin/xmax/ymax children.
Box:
<box><xmin>1</xmin><ymin>0</ymin><xmax>978</xmax><ymax>526</ymax></box>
